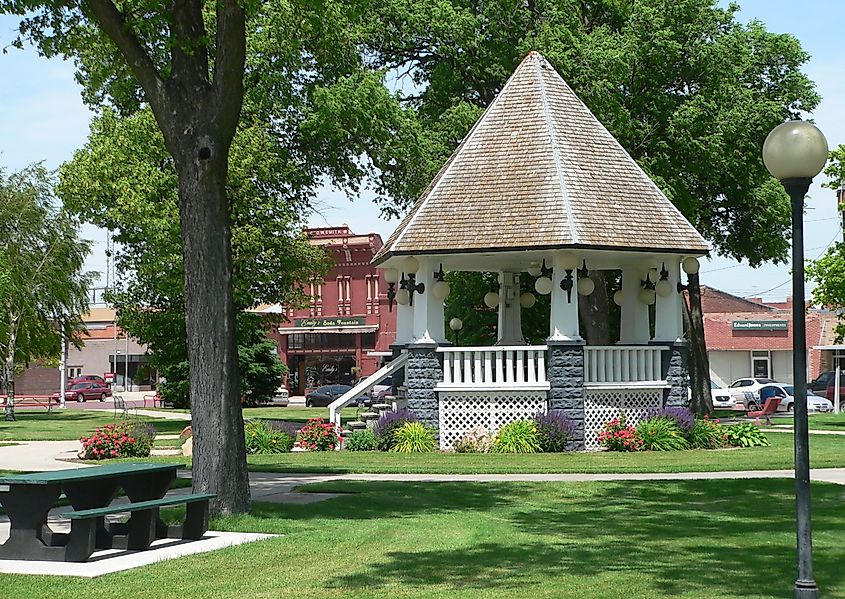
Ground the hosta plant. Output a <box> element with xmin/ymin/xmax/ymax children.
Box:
<box><xmin>390</xmin><ymin>422</ymin><xmax>437</xmax><ymax>453</ymax></box>
<box><xmin>345</xmin><ymin>429</ymin><xmax>378</xmax><ymax>451</ymax></box>
<box><xmin>725</xmin><ymin>422</ymin><xmax>770</xmax><ymax>448</ymax></box>
<box><xmin>635</xmin><ymin>416</ymin><xmax>689</xmax><ymax>451</ymax></box>
<box><xmin>492</xmin><ymin>420</ymin><xmax>540</xmax><ymax>454</ymax></box>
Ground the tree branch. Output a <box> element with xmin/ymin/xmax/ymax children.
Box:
<box><xmin>213</xmin><ymin>0</ymin><xmax>246</xmax><ymax>141</ymax></box>
<box><xmin>169</xmin><ymin>0</ymin><xmax>211</xmax><ymax>88</ymax></box>
<box><xmin>85</xmin><ymin>0</ymin><xmax>169</xmax><ymax>115</ymax></box>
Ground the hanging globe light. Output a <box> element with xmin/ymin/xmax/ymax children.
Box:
<box><xmin>432</xmin><ymin>280</ymin><xmax>451</xmax><ymax>300</ymax></box>
<box><xmin>613</xmin><ymin>290</ymin><xmax>623</xmax><ymax>306</ymax></box>
<box><xmin>535</xmin><ymin>276</ymin><xmax>553</xmax><ymax>295</ymax></box>
<box><xmin>383</xmin><ymin>268</ymin><xmax>399</xmax><ymax>284</ymax></box>
<box><xmin>527</xmin><ymin>264</ymin><xmax>542</xmax><ymax>277</ymax></box>
<box><xmin>655</xmin><ymin>278</ymin><xmax>673</xmax><ymax>297</ymax></box>
<box><xmin>395</xmin><ymin>288</ymin><xmax>410</xmax><ymax>305</ymax></box>
<box><xmin>681</xmin><ymin>257</ymin><xmax>700</xmax><ymax>275</ymax></box>
<box><xmin>520</xmin><ymin>292</ymin><xmax>536</xmax><ymax>308</ymax></box>
<box><xmin>403</xmin><ymin>256</ymin><xmax>419</xmax><ymax>274</ymax></box>
<box><xmin>560</xmin><ymin>252</ymin><xmax>578</xmax><ymax>271</ymax></box>
<box><xmin>449</xmin><ymin>317</ymin><xmax>463</xmax><ymax>332</ymax></box>
<box><xmin>483</xmin><ymin>291</ymin><xmax>500</xmax><ymax>308</ymax></box>
<box><xmin>577</xmin><ymin>277</ymin><xmax>595</xmax><ymax>296</ymax></box>
<box><xmin>639</xmin><ymin>288</ymin><xmax>656</xmax><ymax>305</ymax></box>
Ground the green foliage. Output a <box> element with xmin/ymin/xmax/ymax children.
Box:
<box><xmin>492</xmin><ymin>420</ymin><xmax>540</xmax><ymax>454</ymax></box>
<box><xmin>808</xmin><ymin>242</ymin><xmax>845</xmax><ymax>342</ymax></box>
<box><xmin>244</xmin><ymin>420</ymin><xmax>294</xmax><ymax>455</ymax></box>
<box><xmin>636</xmin><ymin>417</ymin><xmax>689</xmax><ymax>451</ymax></box>
<box><xmin>344</xmin><ymin>429</ymin><xmax>378</xmax><ymax>452</ymax></box>
<box><xmin>823</xmin><ymin>144</ymin><xmax>845</xmax><ymax>193</ymax></box>
<box><xmin>689</xmin><ymin>417</ymin><xmax>728</xmax><ymax>450</ymax></box>
<box><xmin>389</xmin><ymin>422</ymin><xmax>437</xmax><ymax>453</ymax></box>
<box><xmin>0</xmin><ymin>164</ymin><xmax>92</xmax><ymax>397</ymax></box>
<box><xmin>725</xmin><ymin>423</ymin><xmax>770</xmax><ymax>448</ymax></box>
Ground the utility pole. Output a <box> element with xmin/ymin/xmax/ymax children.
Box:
<box><xmin>838</xmin><ymin>184</ymin><xmax>845</xmax><ymax>243</ymax></box>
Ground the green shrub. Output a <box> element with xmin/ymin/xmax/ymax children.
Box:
<box><xmin>597</xmin><ymin>417</ymin><xmax>643</xmax><ymax>452</ymax></box>
<box><xmin>244</xmin><ymin>420</ymin><xmax>294</xmax><ymax>454</ymax></box>
<box><xmin>492</xmin><ymin>420</ymin><xmax>540</xmax><ymax>454</ymax></box>
<box><xmin>636</xmin><ymin>417</ymin><xmax>689</xmax><ymax>451</ymax></box>
<box><xmin>725</xmin><ymin>422</ymin><xmax>770</xmax><ymax>447</ymax></box>
<box><xmin>689</xmin><ymin>417</ymin><xmax>728</xmax><ymax>449</ymax></box>
<box><xmin>390</xmin><ymin>422</ymin><xmax>437</xmax><ymax>453</ymax></box>
<box><xmin>345</xmin><ymin>429</ymin><xmax>378</xmax><ymax>451</ymax></box>
<box><xmin>298</xmin><ymin>418</ymin><xmax>341</xmax><ymax>451</ymax></box>
<box><xmin>80</xmin><ymin>421</ymin><xmax>155</xmax><ymax>459</ymax></box>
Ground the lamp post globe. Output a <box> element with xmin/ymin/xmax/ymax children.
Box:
<box><xmin>764</xmin><ymin>120</ymin><xmax>828</xmax><ymax>599</ymax></box>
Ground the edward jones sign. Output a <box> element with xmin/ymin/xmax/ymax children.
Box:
<box><xmin>732</xmin><ymin>320</ymin><xmax>789</xmax><ymax>331</ymax></box>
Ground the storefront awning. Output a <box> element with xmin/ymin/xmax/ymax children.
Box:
<box><xmin>277</xmin><ymin>325</ymin><xmax>378</xmax><ymax>335</ymax></box>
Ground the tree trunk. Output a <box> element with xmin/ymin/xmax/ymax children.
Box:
<box><xmin>683</xmin><ymin>274</ymin><xmax>713</xmax><ymax>416</ymax></box>
<box><xmin>175</xmin><ymin>141</ymin><xmax>249</xmax><ymax>515</ymax></box>
<box><xmin>578</xmin><ymin>271</ymin><xmax>610</xmax><ymax>345</ymax></box>
<box><xmin>3</xmin><ymin>352</ymin><xmax>15</xmax><ymax>422</ymax></box>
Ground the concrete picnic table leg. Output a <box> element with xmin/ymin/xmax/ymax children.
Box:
<box><xmin>62</xmin><ymin>479</ymin><xmax>120</xmax><ymax>549</ymax></box>
<box><xmin>119</xmin><ymin>470</ymin><xmax>177</xmax><ymax>542</ymax></box>
<box><xmin>0</xmin><ymin>484</ymin><xmax>66</xmax><ymax>561</ymax></box>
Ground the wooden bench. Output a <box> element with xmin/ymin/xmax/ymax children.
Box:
<box><xmin>747</xmin><ymin>396</ymin><xmax>781</xmax><ymax>425</ymax></box>
<box><xmin>60</xmin><ymin>492</ymin><xmax>215</xmax><ymax>562</ymax></box>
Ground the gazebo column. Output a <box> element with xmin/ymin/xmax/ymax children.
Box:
<box><xmin>619</xmin><ymin>266</ymin><xmax>650</xmax><ymax>344</ymax></box>
<box><xmin>547</xmin><ymin>252</ymin><xmax>585</xmax><ymax>450</ymax></box>
<box><xmin>390</xmin><ymin>301</ymin><xmax>415</xmax><ymax>399</ymax></box>
<box><xmin>406</xmin><ymin>257</ymin><xmax>443</xmax><ymax>431</ymax></box>
<box><xmin>496</xmin><ymin>271</ymin><xmax>525</xmax><ymax>345</ymax></box>
<box><xmin>651</xmin><ymin>257</ymin><xmax>689</xmax><ymax>406</ymax></box>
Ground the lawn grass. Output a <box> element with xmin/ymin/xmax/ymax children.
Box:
<box><xmin>769</xmin><ymin>411</ymin><xmax>845</xmax><ymax>431</ymax></box>
<box><xmin>153</xmin><ymin>438</ymin><xmax>183</xmax><ymax>448</ymax></box>
<box><xmin>147</xmin><ymin>406</ymin><xmax>361</xmax><ymax>424</ymax></box>
<box><xmin>1</xmin><ymin>478</ymin><xmax>844</xmax><ymax>598</ymax></box>
<box><xmin>0</xmin><ymin>411</ymin><xmax>189</xmax><ymax>441</ymax></box>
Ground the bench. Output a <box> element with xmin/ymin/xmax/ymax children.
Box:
<box><xmin>747</xmin><ymin>396</ymin><xmax>781</xmax><ymax>425</ymax></box>
<box><xmin>113</xmin><ymin>394</ymin><xmax>135</xmax><ymax>418</ymax></box>
<box><xmin>60</xmin><ymin>492</ymin><xmax>215</xmax><ymax>562</ymax></box>
<box><xmin>0</xmin><ymin>395</ymin><xmax>56</xmax><ymax>412</ymax></box>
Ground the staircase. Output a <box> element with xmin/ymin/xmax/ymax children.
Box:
<box><xmin>328</xmin><ymin>352</ymin><xmax>408</xmax><ymax>429</ymax></box>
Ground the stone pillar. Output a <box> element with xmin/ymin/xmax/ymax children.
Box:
<box><xmin>654</xmin><ymin>340</ymin><xmax>690</xmax><ymax>407</ymax></box>
<box><xmin>546</xmin><ymin>339</ymin><xmax>586</xmax><ymax>450</ymax></box>
<box><xmin>549</xmin><ymin>253</ymin><xmax>581</xmax><ymax>341</ymax></box>
<box><xmin>653</xmin><ymin>257</ymin><xmax>683</xmax><ymax>343</ymax></box>
<box><xmin>411</xmin><ymin>257</ymin><xmax>446</xmax><ymax>344</ymax></box>
<box><xmin>405</xmin><ymin>342</ymin><xmax>441</xmax><ymax>430</ymax></box>
<box><xmin>619</xmin><ymin>266</ymin><xmax>650</xmax><ymax>344</ymax></box>
<box><xmin>496</xmin><ymin>271</ymin><xmax>525</xmax><ymax>345</ymax></box>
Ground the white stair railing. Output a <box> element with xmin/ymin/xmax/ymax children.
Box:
<box><xmin>437</xmin><ymin>345</ymin><xmax>549</xmax><ymax>389</ymax></box>
<box><xmin>328</xmin><ymin>352</ymin><xmax>408</xmax><ymax>428</ymax></box>
<box><xmin>583</xmin><ymin>346</ymin><xmax>667</xmax><ymax>384</ymax></box>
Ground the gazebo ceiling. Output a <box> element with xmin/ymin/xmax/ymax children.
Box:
<box><xmin>373</xmin><ymin>51</ymin><xmax>709</xmax><ymax>266</ymax></box>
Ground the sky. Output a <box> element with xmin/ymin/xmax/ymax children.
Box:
<box><xmin>0</xmin><ymin>1</ymin><xmax>843</xmax><ymax>302</ymax></box>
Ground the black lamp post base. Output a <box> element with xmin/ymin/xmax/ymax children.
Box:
<box><xmin>794</xmin><ymin>579</ymin><xmax>819</xmax><ymax>599</ymax></box>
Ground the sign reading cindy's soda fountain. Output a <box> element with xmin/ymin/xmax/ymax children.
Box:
<box><xmin>295</xmin><ymin>317</ymin><xmax>366</xmax><ymax>328</ymax></box>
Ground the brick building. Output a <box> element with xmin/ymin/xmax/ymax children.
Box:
<box><xmin>700</xmin><ymin>286</ymin><xmax>837</xmax><ymax>385</ymax></box>
<box><xmin>269</xmin><ymin>226</ymin><xmax>396</xmax><ymax>395</ymax></box>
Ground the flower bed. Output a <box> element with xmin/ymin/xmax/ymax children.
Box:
<box><xmin>80</xmin><ymin>421</ymin><xmax>155</xmax><ymax>460</ymax></box>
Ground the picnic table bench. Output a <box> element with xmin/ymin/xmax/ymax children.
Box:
<box><xmin>0</xmin><ymin>463</ymin><xmax>215</xmax><ymax>562</ymax></box>
<box><xmin>0</xmin><ymin>395</ymin><xmax>57</xmax><ymax>412</ymax></box>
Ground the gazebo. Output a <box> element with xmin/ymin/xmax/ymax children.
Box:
<box><xmin>343</xmin><ymin>52</ymin><xmax>709</xmax><ymax>450</ymax></box>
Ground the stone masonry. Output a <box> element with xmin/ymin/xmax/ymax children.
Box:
<box><xmin>405</xmin><ymin>343</ymin><xmax>442</xmax><ymax>430</ymax></box>
<box><xmin>546</xmin><ymin>340</ymin><xmax>586</xmax><ymax>450</ymax></box>
<box><xmin>659</xmin><ymin>341</ymin><xmax>690</xmax><ymax>407</ymax></box>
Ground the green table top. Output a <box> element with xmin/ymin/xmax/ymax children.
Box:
<box><xmin>0</xmin><ymin>462</ymin><xmax>182</xmax><ymax>485</ymax></box>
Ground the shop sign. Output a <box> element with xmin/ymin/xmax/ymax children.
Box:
<box><xmin>732</xmin><ymin>320</ymin><xmax>789</xmax><ymax>331</ymax></box>
<box><xmin>295</xmin><ymin>317</ymin><xmax>365</xmax><ymax>328</ymax></box>
<box><xmin>103</xmin><ymin>372</ymin><xmax>115</xmax><ymax>383</ymax></box>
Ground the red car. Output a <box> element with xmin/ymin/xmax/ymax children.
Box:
<box><xmin>69</xmin><ymin>375</ymin><xmax>107</xmax><ymax>386</ymax></box>
<box><xmin>52</xmin><ymin>381</ymin><xmax>112</xmax><ymax>403</ymax></box>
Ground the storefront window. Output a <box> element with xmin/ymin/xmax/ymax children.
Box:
<box><xmin>288</xmin><ymin>333</ymin><xmax>355</xmax><ymax>350</ymax></box>
<box><xmin>752</xmin><ymin>351</ymin><xmax>770</xmax><ymax>378</ymax></box>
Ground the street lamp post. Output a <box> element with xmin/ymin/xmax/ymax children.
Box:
<box><xmin>449</xmin><ymin>317</ymin><xmax>463</xmax><ymax>346</ymax></box>
<box><xmin>763</xmin><ymin>120</ymin><xmax>829</xmax><ymax>599</ymax></box>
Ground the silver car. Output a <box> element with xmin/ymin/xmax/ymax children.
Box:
<box><xmin>754</xmin><ymin>383</ymin><xmax>833</xmax><ymax>413</ymax></box>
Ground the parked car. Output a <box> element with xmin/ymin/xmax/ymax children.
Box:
<box><xmin>52</xmin><ymin>381</ymin><xmax>112</xmax><ymax>403</ymax></box>
<box><xmin>825</xmin><ymin>383</ymin><xmax>845</xmax><ymax>403</ymax></box>
<box><xmin>727</xmin><ymin>378</ymin><xmax>778</xmax><ymax>403</ymax></box>
<box><xmin>688</xmin><ymin>379</ymin><xmax>736</xmax><ymax>409</ymax></box>
<box><xmin>753</xmin><ymin>383</ymin><xmax>833</xmax><ymax>413</ymax></box>
<box><xmin>371</xmin><ymin>376</ymin><xmax>393</xmax><ymax>398</ymax></box>
<box><xmin>68</xmin><ymin>374</ymin><xmax>107</xmax><ymax>386</ymax></box>
<box><xmin>305</xmin><ymin>384</ymin><xmax>353</xmax><ymax>407</ymax></box>
<box><xmin>809</xmin><ymin>371</ymin><xmax>838</xmax><ymax>394</ymax></box>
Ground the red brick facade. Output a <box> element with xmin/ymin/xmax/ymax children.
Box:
<box><xmin>271</xmin><ymin>226</ymin><xmax>396</xmax><ymax>394</ymax></box>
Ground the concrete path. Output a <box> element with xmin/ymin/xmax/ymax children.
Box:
<box><xmin>0</xmin><ymin>440</ymin><xmax>85</xmax><ymax>471</ymax></box>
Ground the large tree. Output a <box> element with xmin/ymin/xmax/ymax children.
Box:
<box><xmin>0</xmin><ymin>164</ymin><xmax>92</xmax><ymax>420</ymax></box>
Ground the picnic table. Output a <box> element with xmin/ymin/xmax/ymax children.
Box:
<box><xmin>0</xmin><ymin>463</ymin><xmax>214</xmax><ymax>562</ymax></box>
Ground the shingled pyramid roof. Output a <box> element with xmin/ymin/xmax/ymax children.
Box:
<box><xmin>373</xmin><ymin>52</ymin><xmax>709</xmax><ymax>264</ymax></box>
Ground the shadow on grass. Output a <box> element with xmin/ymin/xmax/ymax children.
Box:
<box><xmin>254</xmin><ymin>479</ymin><xmax>845</xmax><ymax>597</ymax></box>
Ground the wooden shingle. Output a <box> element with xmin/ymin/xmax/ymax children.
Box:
<box><xmin>373</xmin><ymin>51</ymin><xmax>709</xmax><ymax>264</ymax></box>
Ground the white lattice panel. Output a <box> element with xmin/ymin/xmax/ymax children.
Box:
<box><xmin>438</xmin><ymin>391</ymin><xmax>547</xmax><ymax>450</ymax></box>
<box><xmin>584</xmin><ymin>388</ymin><xmax>663</xmax><ymax>450</ymax></box>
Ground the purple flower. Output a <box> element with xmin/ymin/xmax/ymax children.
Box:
<box><xmin>373</xmin><ymin>409</ymin><xmax>418</xmax><ymax>451</ymax></box>
<box><xmin>533</xmin><ymin>410</ymin><xmax>576</xmax><ymax>452</ymax></box>
<box><xmin>643</xmin><ymin>406</ymin><xmax>694</xmax><ymax>432</ymax></box>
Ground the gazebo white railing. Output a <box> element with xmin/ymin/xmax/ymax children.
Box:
<box><xmin>583</xmin><ymin>346</ymin><xmax>667</xmax><ymax>385</ymax></box>
<box><xmin>437</xmin><ymin>345</ymin><xmax>549</xmax><ymax>390</ymax></box>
